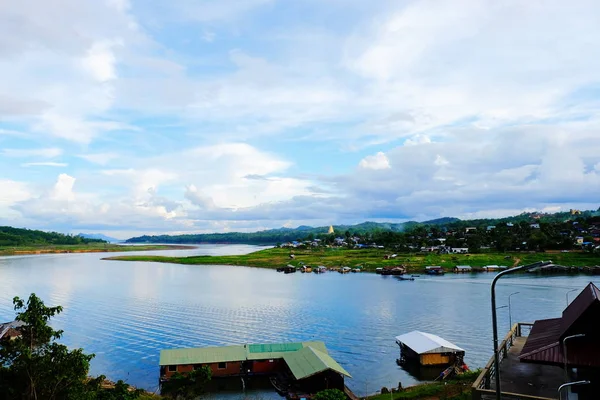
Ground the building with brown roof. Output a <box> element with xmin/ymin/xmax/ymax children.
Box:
<box><xmin>472</xmin><ymin>283</ymin><xmax>600</xmax><ymax>400</ymax></box>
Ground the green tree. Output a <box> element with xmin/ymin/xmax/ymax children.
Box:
<box><xmin>313</xmin><ymin>388</ymin><xmax>346</xmax><ymax>400</ymax></box>
<box><xmin>161</xmin><ymin>367</ymin><xmax>212</xmax><ymax>399</ymax></box>
<box><xmin>0</xmin><ymin>293</ymin><xmax>141</xmax><ymax>400</ymax></box>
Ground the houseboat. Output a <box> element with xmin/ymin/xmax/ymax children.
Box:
<box><xmin>339</xmin><ymin>267</ymin><xmax>351</xmax><ymax>274</ymax></box>
<box><xmin>482</xmin><ymin>265</ymin><xmax>508</xmax><ymax>272</ymax></box>
<box><xmin>313</xmin><ymin>266</ymin><xmax>327</xmax><ymax>274</ymax></box>
<box><xmin>453</xmin><ymin>265</ymin><xmax>472</xmax><ymax>273</ymax></box>
<box><xmin>375</xmin><ymin>268</ymin><xmax>384</xmax><ymax>274</ymax></box>
<box><xmin>159</xmin><ymin>341</ymin><xmax>351</xmax><ymax>397</ymax></box>
<box><xmin>283</xmin><ymin>265</ymin><xmax>297</xmax><ymax>274</ymax></box>
<box><xmin>351</xmin><ymin>267</ymin><xmax>362</xmax><ymax>273</ymax></box>
<box><xmin>395</xmin><ymin>331</ymin><xmax>465</xmax><ymax>367</ymax></box>
<box><xmin>381</xmin><ymin>266</ymin><xmax>406</xmax><ymax>275</ymax></box>
<box><xmin>425</xmin><ymin>266</ymin><xmax>445</xmax><ymax>275</ymax></box>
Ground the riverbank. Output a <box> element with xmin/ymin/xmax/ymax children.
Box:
<box><xmin>366</xmin><ymin>371</ymin><xmax>478</xmax><ymax>400</ymax></box>
<box><xmin>103</xmin><ymin>247</ymin><xmax>599</xmax><ymax>272</ymax></box>
<box><xmin>0</xmin><ymin>243</ymin><xmax>195</xmax><ymax>256</ymax></box>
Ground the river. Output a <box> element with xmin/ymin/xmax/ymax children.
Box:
<box><xmin>0</xmin><ymin>245</ymin><xmax>597</xmax><ymax>398</ymax></box>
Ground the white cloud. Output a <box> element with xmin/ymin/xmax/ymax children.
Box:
<box><xmin>359</xmin><ymin>152</ymin><xmax>390</xmax><ymax>170</ymax></box>
<box><xmin>81</xmin><ymin>41</ymin><xmax>119</xmax><ymax>82</ymax></box>
<box><xmin>77</xmin><ymin>152</ymin><xmax>119</xmax><ymax>165</ymax></box>
<box><xmin>21</xmin><ymin>162</ymin><xmax>68</xmax><ymax>167</ymax></box>
<box><xmin>2</xmin><ymin>147</ymin><xmax>63</xmax><ymax>158</ymax></box>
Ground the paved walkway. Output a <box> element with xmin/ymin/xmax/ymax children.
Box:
<box><xmin>490</xmin><ymin>337</ymin><xmax>562</xmax><ymax>399</ymax></box>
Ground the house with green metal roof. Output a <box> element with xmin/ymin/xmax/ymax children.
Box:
<box><xmin>159</xmin><ymin>340</ymin><xmax>351</xmax><ymax>394</ymax></box>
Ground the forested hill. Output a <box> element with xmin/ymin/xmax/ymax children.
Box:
<box><xmin>125</xmin><ymin>209</ymin><xmax>599</xmax><ymax>245</ymax></box>
<box><xmin>125</xmin><ymin>219</ymin><xmax>458</xmax><ymax>244</ymax></box>
<box><xmin>0</xmin><ymin>226</ymin><xmax>106</xmax><ymax>246</ymax></box>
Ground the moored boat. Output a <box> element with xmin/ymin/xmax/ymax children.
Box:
<box><xmin>339</xmin><ymin>267</ymin><xmax>351</xmax><ymax>274</ymax></box>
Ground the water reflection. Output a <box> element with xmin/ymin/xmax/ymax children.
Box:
<box><xmin>0</xmin><ymin>246</ymin><xmax>598</xmax><ymax>397</ymax></box>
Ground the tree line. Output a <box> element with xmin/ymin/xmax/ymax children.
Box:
<box><xmin>0</xmin><ymin>227</ymin><xmax>106</xmax><ymax>247</ymax></box>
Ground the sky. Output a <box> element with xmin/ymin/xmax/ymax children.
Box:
<box><xmin>1</xmin><ymin>0</ymin><xmax>600</xmax><ymax>239</ymax></box>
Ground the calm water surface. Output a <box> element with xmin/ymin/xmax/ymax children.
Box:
<box><xmin>0</xmin><ymin>245</ymin><xmax>597</xmax><ymax>397</ymax></box>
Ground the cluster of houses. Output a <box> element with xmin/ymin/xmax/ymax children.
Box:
<box><xmin>280</xmin><ymin>238</ymin><xmax>384</xmax><ymax>249</ymax></box>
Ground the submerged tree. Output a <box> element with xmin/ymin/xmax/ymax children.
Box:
<box><xmin>0</xmin><ymin>293</ymin><xmax>142</xmax><ymax>400</ymax></box>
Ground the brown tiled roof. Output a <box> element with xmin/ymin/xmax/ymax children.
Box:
<box><xmin>561</xmin><ymin>282</ymin><xmax>600</xmax><ymax>337</ymax></box>
<box><xmin>519</xmin><ymin>282</ymin><xmax>600</xmax><ymax>367</ymax></box>
<box><xmin>519</xmin><ymin>318</ymin><xmax>562</xmax><ymax>363</ymax></box>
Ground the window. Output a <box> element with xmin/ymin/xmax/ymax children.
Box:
<box><xmin>168</xmin><ymin>365</ymin><xmax>177</xmax><ymax>372</ymax></box>
<box><xmin>218</xmin><ymin>362</ymin><xmax>227</xmax><ymax>369</ymax></box>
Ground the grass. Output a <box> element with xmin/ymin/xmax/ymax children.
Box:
<box><xmin>367</xmin><ymin>371</ymin><xmax>479</xmax><ymax>400</ymax></box>
<box><xmin>0</xmin><ymin>243</ymin><xmax>194</xmax><ymax>256</ymax></box>
<box><xmin>104</xmin><ymin>247</ymin><xmax>600</xmax><ymax>272</ymax></box>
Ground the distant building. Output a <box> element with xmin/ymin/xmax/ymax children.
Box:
<box><xmin>576</xmin><ymin>237</ymin><xmax>584</xmax><ymax>244</ymax></box>
<box><xmin>451</xmin><ymin>247</ymin><xmax>469</xmax><ymax>254</ymax></box>
<box><xmin>465</xmin><ymin>227</ymin><xmax>477</xmax><ymax>233</ymax></box>
<box><xmin>328</xmin><ymin>225</ymin><xmax>334</xmax><ymax>234</ymax></box>
<box><xmin>570</xmin><ymin>209</ymin><xmax>582</xmax><ymax>215</ymax></box>
<box><xmin>530</xmin><ymin>223</ymin><xmax>541</xmax><ymax>229</ymax></box>
<box><xmin>487</xmin><ymin>226</ymin><xmax>496</xmax><ymax>231</ymax></box>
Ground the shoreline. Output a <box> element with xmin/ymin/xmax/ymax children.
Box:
<box><xmin>0</xmin><ymin>244</ymin><xmax>196</xmax><ymax>257</ymax></box>
<box><xmin>102</xmin><ymin>247</ymin><xmax>600</xmax><ymax>273</ymax></box>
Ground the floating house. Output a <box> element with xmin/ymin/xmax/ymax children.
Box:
<box><xmin>425</xmin><ymin>266</ymin><xmax>445</xmax><ymax>275</ymax></box>
<box><xmin>482</xmin><ymin>265</ymin><xmax>508</xmax><ymax>272</ymax></box>
<box><xmin>395</xmin><ymin>331</ymin><xmax>465</xmax><ymax>366</ymax></box>
<box><xmin>453</xmin><ymin>265</ymin><xmax>472</xmax><ymax>273</ymax></box>
<box><xmin>0</xmin><ymin>320</ymin><xmax>24</xmax><ymax>341</ymax></box>
<box><xmin>159</xmin><ymin>341</ymin><xmax>351</xmax><ymax>394</ymax></box>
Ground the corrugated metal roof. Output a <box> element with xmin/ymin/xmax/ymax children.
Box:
<box><xmin>519</xmin><ymin>318</ymin><xmax>562</xmax><ymax>363</ymax></box>
<box><xmin>283</xmin><ymin>346</ymin><xmax>351</xmax><ymax>380</ymax></box>
<box><xmin>0</xmin><ymin>320</ymin><xmax>25</xmax><ymax>339</ymax></box>
<box><xmin>561</xmin><ymin>282</ymin><xmax>600</xmax><ymax>337</ymax></box>
<box><xmin>519</xmin><ymin>282</ymin><xmax>600</xmax><ymax>367</ymax></box>
<box><xmin>160</xmin><ymin>345</ymin><xmax>247</xmax><ymax>366</ymax></box>
<box><xmin>160</xmin><ymin>341</ymin><xmax>329</xmax><ymax>366</ymax></box>
<box><xmin>395</xmin><ymin>331</ymin><xmax>464</xmax><ymax>355</ymax></box>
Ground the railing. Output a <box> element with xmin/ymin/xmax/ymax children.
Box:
<box><xmin>471</xmin><ymin>322</ymin><xmax>552</xmax><ymax>400</ymax></box>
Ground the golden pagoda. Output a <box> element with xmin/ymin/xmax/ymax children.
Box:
<box><xmin>328</xmin><ymin>225</ymin><xmax>334</xmax><ymax>234</ymax></box>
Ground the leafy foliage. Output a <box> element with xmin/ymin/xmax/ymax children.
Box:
<box><xmin>314</xmin><ymin>388</ymin><xmax>347</xmax><ymax>400</ymax></box>
<box><xmin>160</xmin><ymin>367</ymin><xmax>212</xmax><ymax>399</ymax></box>
<box><xmin>0</xmin><ymin>293</ymin><xmax>143</xmax><ymax>400</ymax></box>
<box><xmin>0</xmin><ymin>226</ymin><xmax>106</xmax><ymax>247</ymax></box>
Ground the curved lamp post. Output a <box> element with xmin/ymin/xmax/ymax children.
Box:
<box><xmin>558</xmin><ymin>380</ymin><xmax>589</xmax><ymax>400</ymax></box>
<box><xmin>566</xmin><ymin>288</ymin><xmax>578</xmax><ymax>307</ymax></box>
<box><xmin>491</xmin><ymin>261</ymin><xmax>551</xmax><ymax>400</ymax></box>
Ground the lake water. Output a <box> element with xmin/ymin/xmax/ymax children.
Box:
<box><xmin>0</xmin><ymin>245</ymin><xmax>597</xmax><ymax>398</ymax></box>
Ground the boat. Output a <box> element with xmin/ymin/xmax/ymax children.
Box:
<box><xmin>396</xmin><ymin>276</ymin><xmax>414</xmax><ymax>281</ymax></box>
<box><xmin>339</xmin><ymin>267</ymin><xmax>351</xmax><ymax>274</ymax></box>
<box><xmin>314</xmin><ymin>266</ymin><xmax>327</xmax><ymax>274</ymax></box>
<box><xmin>411</xmin><ymin>275</ymin><xmax>420</xmax><ymax>277</ymax></box>
<box><xmin>304</xmin><ymin>266</ymin><xmax>313</xmax><ymax>273</ymax></box>
<box><xmin>352</xmin><ymin>267</ymin><xmax>362</xmax><ymax>273</ymax></box>
<box><xmin>375</xmin><ymin>268</ymin><xmax>384</xmax><ymax>274</ymax></box>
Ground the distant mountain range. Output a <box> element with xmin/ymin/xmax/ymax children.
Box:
<box><xmin>125</xmin><ymin>210</ymin><xmax>600</xmax><ymax>245</ymax></box>
<box><xmin>77</xmin><ymin>233</ymin><xmax>119</xmax><ymax>243</ymax></box>
<box><xmin>124</xmin><ymin>217</ymin><xmax>463</xmax><ymax>244</ymax></box>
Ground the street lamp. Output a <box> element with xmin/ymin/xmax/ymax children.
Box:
<box><xmin>508</xmin><ymin>292</ymin><xmax>520</xmax><ymax>331</ymax></box>
<box><xmin>566</xmin><ymin>289</ymin><xmax>578</xmax><ymax>307</ymax></box>
<box><xmin>558</xmin><ymin>380</ymin><xmax>589</xmax><ymax>400</ymax></box>
<box><xmin>563</xmin><ymin>334</ymin><xmax>586</xmax><ymax>382</ymax></box>
<box><xmin>491</xmin><ymin>261</ymin><xmax>551</xmax><ymax>400</ymax></box>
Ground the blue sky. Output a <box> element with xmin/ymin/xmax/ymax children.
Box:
<box><xmin>1</xmin><ymin>0</ymin><xmax>600</xmax><ymax>239</ymax></box>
